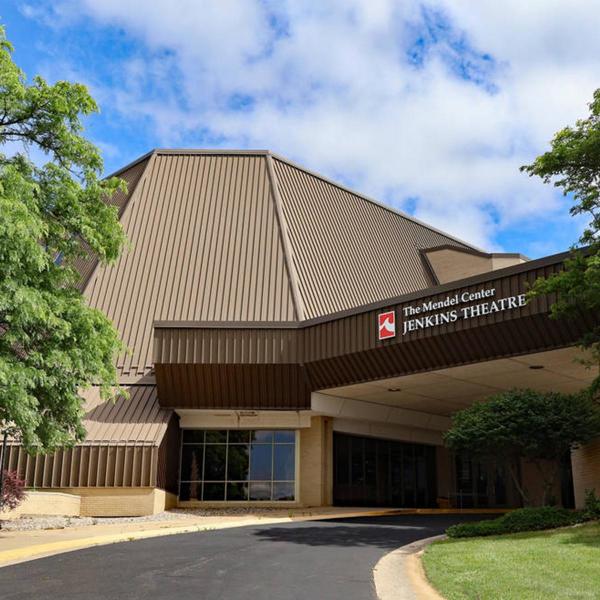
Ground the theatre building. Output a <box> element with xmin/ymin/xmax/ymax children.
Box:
<box><xmin>6</xmin><ymin>150</ymin><xmax>600</xmax><ymax>516</ymax></box>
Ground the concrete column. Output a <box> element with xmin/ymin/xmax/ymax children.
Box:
<box><xmin>571</xmin><ymin>437</ymin><xmax>600</xmax><ymax>508</ymax></box>
<box><xmin>299</xmin><ymin>416</ymin><xmax>333</xmax><ymax>507</ymax></box>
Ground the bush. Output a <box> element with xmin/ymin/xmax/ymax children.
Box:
<box><xmin>583</xmin><ymin>489</ymin><xmax>600</xmax><ymax>520</ymax></box>
<box><xmin>1</xmin><ymin>470</ymin><xmax>26</xmax><ymax>511</ymax></box>
<box><xmin>446</xmin><ymin>507</ymin><xmax>580</xmax><ymax>538</ymax></box>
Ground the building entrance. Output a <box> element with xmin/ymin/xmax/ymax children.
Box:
<box><xmin>333</xmin><ymin>432</ymin><xmax>437</xmax><ymax>507</ymax></box>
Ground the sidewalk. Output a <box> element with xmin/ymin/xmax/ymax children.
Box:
<box><xmin>0</xmin><ymin>507</ymin><xmax>397</xmax><ymax>567</ymax></box>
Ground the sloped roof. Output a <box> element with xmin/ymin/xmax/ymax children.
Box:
<box><xmin>80</xmin><ymin>385</ymin><xmax>170</xmax><ymax>445</ymax></box>
<box><xmin>84</xmin><ymin>149</ymin><xmax>476</xmax><ymax>378</ymax></box>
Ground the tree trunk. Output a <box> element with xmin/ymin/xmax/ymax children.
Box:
<box><xmin>532</xmin><ymin>459</ymin><xmax>559</xmax><ymax>506</ymax></box>
<box><xmin>508</xmin><ymin>462</ymin><xmax>529</xmax><ymax>506</ymax></box>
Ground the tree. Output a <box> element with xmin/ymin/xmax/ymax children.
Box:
<box><xmin>444</xmin><ymin>389</ymin><xmax>600</xmax><ymax>506</ymax></box>
<box><xmin>0</xmin><ymin>26</ymin><xmax>127</xmax><ymax>453</ymax></box>
<box><xmin>521</xmin><ymin>90</ymin><xmax>600</xmax><ymax>393</ymax></box>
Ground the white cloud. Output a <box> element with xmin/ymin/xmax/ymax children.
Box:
<box><xmin>37</xmin><ymin>0</ymin><xmax>600</xmax><ymax>251</ymax></box>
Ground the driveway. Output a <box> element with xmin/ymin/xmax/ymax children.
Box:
<box><xmin>0</xmin><ymin>514</ymin><xmax>487</xmax><ymax>600</ymax></box>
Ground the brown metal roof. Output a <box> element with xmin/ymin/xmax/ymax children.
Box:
<box><xmin>84</xmin><ymin>151</ymin><xmax>299</xmax><ymax>377</ymax></box>
<box><xmin>80</xmin><ymin>385</ymin><xmax>170</xmax><ymax>445</ymax></box>
<box><xmin>272</xmin><ymin>156</ymin><xmax>472</xmax><ymax>318</ymax></box>
<box><xmin>73</xmin><ymin>155</ymin><xmax>150</xmax><ymax>290</ymax></box>
<box><xmin>83</xmin><ymin>149</ymin><xmax>476</xmax><ymax>378</ymax></box>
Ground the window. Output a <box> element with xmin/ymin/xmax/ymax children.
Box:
<box><xmin>179</xmin><ymin>430</ymin><xmax>296</xmax><ymax>502</ymax></box>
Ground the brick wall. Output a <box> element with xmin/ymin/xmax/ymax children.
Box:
<box><xmin>3</xmin><ymin>491</ymin><xmax>81</xmax><ymax>520</ymax></box>
<box><xmin>571</xmin><ymin>437</ymin><xmax>600</xmax><ymax>508</ymax></box>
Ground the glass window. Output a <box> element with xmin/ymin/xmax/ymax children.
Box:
<box><xmin>227</xmin><ymin>482</ymin><xmax>248</xmax><ymax>501</ymax></box>
<box><xmin>179</xmin><ymin>481</ymin><xmax>202</xmax><ymax>501</ymax></box>
<box><xmin>274</xmin><ymin>430</ymin><xmax>295</xmax><ymax>443</ymax></box>
<box><xmin>251</xmin><ymin>430</ymin><xmax>273</xmax><ymax>443</ymax></box>
<box><xmin>203</xmin><ymin>482</ymin><xmax>225</xmax><ymax>501</ymax></box>
<box><xmin>249</xmin><ymin>482</ymin><xmax>272</xmax><ymax>501</ymax></box>
<box><xmin>183</xmin><ymin>430</ymin><xmax>205</xmax><ymax>444</ymax></box>
<box><xmin>206</xmin><ymin>430</ymin><xmax>227</xmax><ymax>444</ymax></box>
<box><xmin>227</xmin><ymin>444</ymin><xmax>250</xmax><ymax>480</ymax></box>
<box><xmin>180</xmin><ymin>446</ymin><xmax>204</xmax><ymax>481</ymax></box>
<box><xmin>229</xmin><ymin>431</ymin><xmax>250</xmax><ymax>444</ymax></box>
<box><xmin>274</xmin><ymin>445</ymin><xmax>295</xmax><ymax>480</ymax></box>
<box><xmin>250</xmin><ymin>443</ymin><xmax>272</xmax><ymax>480</ymax></box>
<box><xmin>204</xmin><ymin>445</ymin><xmax>227</xmax><ymax>480</ymax></box>
<box><xmin>179</xmin><ymin>429</ymin><xmax>296</xmax><ymax>502</ymax></box>
<box><xmin>273</xmin><ymin>482</ymin><xmax>295</xmax><ymax>501</ymax></box>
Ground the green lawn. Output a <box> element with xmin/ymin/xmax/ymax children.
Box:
<box><xmin>422</xmin><ymin>522</ymin><xmax>600</xmax><ymax>600</ymax></box>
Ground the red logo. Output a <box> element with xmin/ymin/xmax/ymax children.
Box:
<box><xmin>378</xmin><ymin>310</ymin><xmax>396</xmax><ymax>340</ymax></box>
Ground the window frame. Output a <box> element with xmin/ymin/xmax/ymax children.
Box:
<box><xmin>178</xmin><ymin>429</ymin><xmax>299</xmax><ymax>503</ymax></box>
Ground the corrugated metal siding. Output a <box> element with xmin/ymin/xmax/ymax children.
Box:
<box><xmin>155</xmin><ymin>363</ymin><xmax>310</xmax><ymax>409</ymax></box>
<box><xmin>6</xmin><ymin>385</ymin><xmax>172</xmax><ymax>488</ymax></box>
<box><xmin>5</xmin><ymin>445</ymin><xmax>158</xmax><ymax>488</ymax></box>
<box><xmin>85</xmin><ymin>152</ymin><xmax>298</xmax><ymax>378</ymax></box>
<box><xmin>154</xmin><ymin>326</ymin><xmax>301</xmax><ymax>364</ymax></box>
<box><xmin>272</xmin><ymin>156</ymin><xmax>471</xmax><ymax>319</ymax></box>
<box><xmin>152</xmin><ymin>256</ymin><xmax>595</xmax><ymax>408</ymax></box>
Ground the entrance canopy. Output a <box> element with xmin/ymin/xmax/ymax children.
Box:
<box><xmin>153</xmin><ymin>250</ymin><xmax>595</xmax><ymax>411</ymax></box>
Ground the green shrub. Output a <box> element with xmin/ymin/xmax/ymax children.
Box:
<box><xmin>583</xmin><ymin>489</ymin><xmax>600</xmax><ymax>520</ymax></box>
<box><xmin>446</xmin><ymin>507</ymin><xmax>580</xmax><ymax>538</ymax></box>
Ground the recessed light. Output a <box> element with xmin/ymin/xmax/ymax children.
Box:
<box><xmin>529</xmin><ymin>365</ymin><xmax>544</xmax><ymax>370</ymax></box>
<box><xmin>387</xmin><ymin>387</ymin><xmax>402</xmax><ymax>392</ymax></box>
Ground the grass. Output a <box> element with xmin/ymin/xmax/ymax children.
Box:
<box><xmin>422</xmin><ymin>522</ymin><xmax>600</xmax><ymax>600</ymax></box>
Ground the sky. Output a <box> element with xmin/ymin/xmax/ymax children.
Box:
<box><xmin>2</xmin><ymin>1</ymin><xmax>599</xmax><ymax>256</ymax></box>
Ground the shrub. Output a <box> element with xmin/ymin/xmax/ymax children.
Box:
<box><xmin>583</xmin><ymin>489</ymin><xmax>600</xmax><ymax>520</ymax></box>
<box><xmin>1</xmin><ymin>470</ymin><xmax>26</xmax><ymax>511</ymax></box>
<box><xmin>446</xmin><ymin>506</ymin><xmax>580</xmax><ymax>538</ymax></box>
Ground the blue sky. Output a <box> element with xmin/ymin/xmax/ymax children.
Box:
<box><xmin>3</xmin><ymin>1</ymin><xmax>599</xmax><ymax>255</ymax></box>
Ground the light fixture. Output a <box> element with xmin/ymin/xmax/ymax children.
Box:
<box><xmin>529</xmin><ymin>365</ymin><xmax>544</xmax><ymax>370</ymax></box>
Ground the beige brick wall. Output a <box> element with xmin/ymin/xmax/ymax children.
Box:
<box><xmin>299</xmin><ymin>416</ymin><xmax>333</xmax><ymax>507</ymax></box>
<box><xmin>47</xmin><ymin>488</ymin><xmax>176</xmax><ymax>517</ymax></box>
<box><xmin>572</xmin><ymin>437</ymin><xmax>600</xmax><ymax>508</ymax></box>
<box><xmin>3</xmin><ymin>491</ymin><xmax>81</xmax><ymax>520</ymax></box>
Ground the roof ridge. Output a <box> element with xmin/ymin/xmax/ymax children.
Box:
<box><xmin>265</xmin><ymin>154</ymin><xmax>306</xmax><ymax>320</ymax></box>
<box><xmin>269</xmin><ymin>152</ymin><xmax>484</xmax><ymax>252</ymax></box>
<box><xmin>117</xmin><ymin>149</ymin><xmax>484</xmax><ymax>253</ymax></box>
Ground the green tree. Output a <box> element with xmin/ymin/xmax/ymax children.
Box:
<box><xmin>0</xmin><ymin>27</ymin><xmax>127</xmax><ymax>452</ymax></box>
<box><xmin>521</xmin><ymin>90</ymin><xmax>600</xmax><ymax>391</ymax></box>
<box><xmin>444</xmin><ymin>389</ymin><xmax>600</xmax><ymax>506</ymax></box>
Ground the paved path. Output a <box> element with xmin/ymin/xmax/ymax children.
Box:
<box><xmin>0</xmin><ymin>514</ymin><xmax>485</xmax><ymax>600</ymax></box>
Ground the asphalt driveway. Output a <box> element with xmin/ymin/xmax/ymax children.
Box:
<box><xmin>0</xmin><ymin>514</ymin><xmax>488</xmax><ymax>600</ymax></box>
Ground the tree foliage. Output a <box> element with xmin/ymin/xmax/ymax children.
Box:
<box><xmin>0</xmin><ymin>27</ymin><xmax>127</xmax><ymax>452</ymax></box>
<box><xmin>521</xmin><ymin>89</ymin><xmax>600</xmax><ymax>389</ymax></box>
<box><xmin>444</xmin><ymin>389</ymin><xmax>600</xmax><ymax>505</ymax></box>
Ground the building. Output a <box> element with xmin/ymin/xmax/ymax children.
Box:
<box><xmin>6</xmin><ymin>149</ymin><xmax>599</xmax><ymax>516</ymax></box>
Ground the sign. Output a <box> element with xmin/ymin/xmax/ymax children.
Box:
<box><xmin>378</xmin><ymin>310</ymin><xmax>396</xmax><ymax>340</ymax></box>
<box><xmin>401</xmin><ymin>287</ymin><xmax>526</xmax><ymax>336</ymax></box>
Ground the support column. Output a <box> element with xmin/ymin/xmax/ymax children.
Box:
<box><xmin>299</xmin><ymin>416</ymin><xmax>333</xmax><ymax>507</ymax></box>
<box><xmin>571</xmin><ymin>438</ymin><xmax>600</xmax><ymax>508</ymax></box>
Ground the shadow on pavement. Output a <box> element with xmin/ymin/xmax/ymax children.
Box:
<box><xmin>253</xmin><ymin>514</ymin><xmax>495</xmax><ymax>549</ymax></box>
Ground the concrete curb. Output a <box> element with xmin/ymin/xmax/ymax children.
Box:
<box><xmin>0</xmin><ymin>507</ymin><xmax>402</xmax><ymax>568</ymax></box>
<box><xmin>373</xmin><ymin>535</ymin><xmax>446</xmax><ymax>600</ymax></box>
